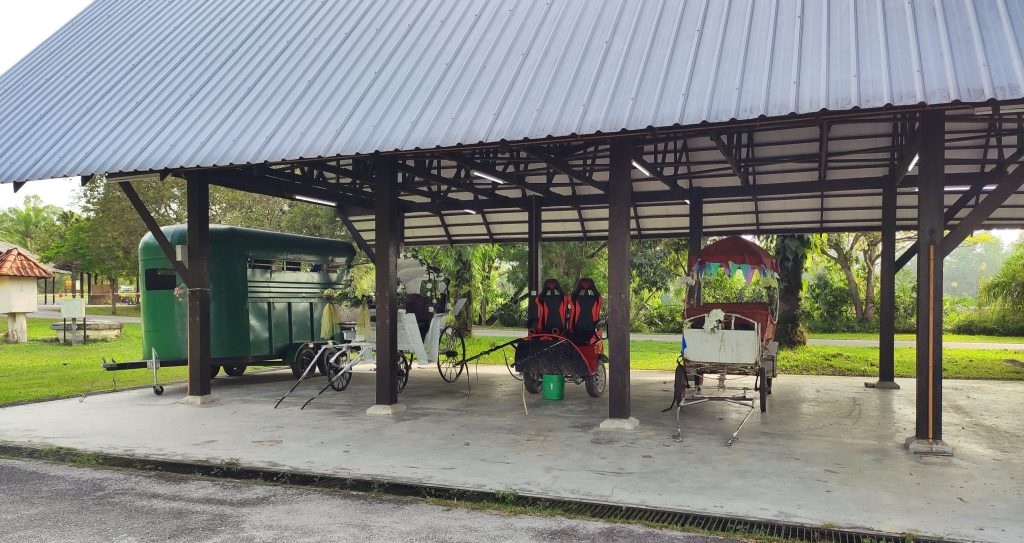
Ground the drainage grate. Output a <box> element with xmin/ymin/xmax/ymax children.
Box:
<box><xmin>1</xmin><ymin>444</ymin><xmax>957</xmax><ymax>543</ymax></box>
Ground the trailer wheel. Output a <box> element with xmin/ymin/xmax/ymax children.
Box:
<box><xmin>210</xmin><ymin>365</ymin><xmax>221</xmax><ymax>379</ymax></box>
<box><xmin>436</xmin><ymin>326</ymin><xmax>466</xmax><ymax>383</ymax></box>
<box><xmin>758</xmin><ymin>366</ymin><xmax>768</xmax><ymax>413</ymax></box>
<box><xmin>291</xmin><ymin>345</ymin><xmax>317</xmax><ymax>379</ymax></box>
<box><xmin>523</xmin><ymin>372</ymin><xmax>542</xmax><ymax>394</ymax></box>
<box><xmin>585</xmin><ymin>355</ymin><xmax>607</xmax><ymax>398</ymax></box>
<box><xmin>153</xmin><ymin>385</ymin><xmax>164</xmax><ymax>396</ymax></box>
<box><xmin>397</xmin><ymin>353</ymin><xmax>412</xmax><ymax>393</ymax></box>
<box><xmin>224</xmin><ymin>365</ymin><xmax>246</xmax><ymax>377</ymax></box>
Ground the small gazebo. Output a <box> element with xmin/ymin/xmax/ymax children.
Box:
<box><xmin>0</xmin><ymin>247</ymin><xmax>52</xmax><ymax>342</ymax></box>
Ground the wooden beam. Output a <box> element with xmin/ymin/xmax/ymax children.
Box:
<box><xmin>118</xmin><ymin>181</ymin><xmax>191</xmax><ymax>285</ymax></box>
<box><xmin>522</xmin><ymin>147</ymin><xmax>608</xmax><ymax>192</ymax></box>
<box><xmin>374</xmin><ymin>159</ymin><xmax>401</xmax><ymax>407</ymax></box>
<box><xmin>438</xmin><ymin>152</ymin><xmax>543</xmax><ymax>195</ymax></box>
<box><xmin>392</xmin><ymin>161</ymin><xmax>522</xmax><ymax>207</ymax></box>
<box><xmin>335</xmin><ymin>207</ymin><xmax>376</xmax><ymax>264</ymax></box>
<box><xmin>710</xmin><ymin>133</ymin><xmax>748</xmax><ymax>186</ymax></box>
<box><xmin>914</xmin><ymin>110</ymin><xmax>944</xmax><ymax>443</ymax></box>
<box><xmin>606</xmin><ymin>139</ymin><xmax>633</xmax><ymax>421</ymax></box>
<box><xmin>942</xmin><ymin>163</ymin><xmax>1024</xmax><ymax>257</ymax></box>
<box><xmin>185</xmin><ymin>176</ymin><xmax>212</xmax><ymax>398</ymax></box>
<box><xmin>631</xmin><ymin>154</ymin><xmax>687</xmax><ymax>197</ymax></box>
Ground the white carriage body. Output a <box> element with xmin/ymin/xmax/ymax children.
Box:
<box><xmin>683</xmin><ymin>328</ymin><xmax>760</xmax><ymax>366</ymax></box>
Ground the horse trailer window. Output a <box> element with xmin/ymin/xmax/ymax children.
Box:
<box><xmin>145</xmin><ymin>268</ymin><xmax>177</xmax><ymax>291</ymax></box>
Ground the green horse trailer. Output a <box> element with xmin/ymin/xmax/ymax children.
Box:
<box><xmin>103</xmin><ymin>225</ymin><xmax>355</xmax><ymax>391</ymax></box>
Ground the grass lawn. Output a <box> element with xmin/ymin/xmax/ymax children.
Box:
<box><xmin>462</xmin><ymin>336</ymin><xmax>1024</xmax><ymax>380</ymax></box>
<box><xmin>0</xmin><ymin>318</ymin><xmax>186</xmax><ymax>405</ymax></box>
<box><xmin>2</xmin><ymin>320</ymin><xmax>1021</xmax><ymax>406</ymax></box>
<box><xmin>809</xmin><ymin>331</ymin><xmax>1024</xmax><ymax>344</ymax></box>
<box><xmin>85</xmin><ymin>305</ymin><xmax>142</xmax><ymax>318</ymax></box>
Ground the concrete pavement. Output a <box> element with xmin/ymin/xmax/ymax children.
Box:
<box><xmin>0</xmin><ymin>369</ymin><xmax>1021</xmax><ymax>542</ymax></box>
<box><xmin>0</xmin><ymin>458</ymin><xmax>732</xmax><ymax>543</ymax></box>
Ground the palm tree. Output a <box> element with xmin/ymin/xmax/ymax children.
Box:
<box><xmin>0</xmin><ymin>195</ymin><xmax>60</xmax><ymax>252</ymax></box>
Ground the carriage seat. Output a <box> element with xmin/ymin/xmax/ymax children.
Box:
<box><xmin>568</xmin><ymin>278</ymin><xmax>602</xmax><ymax>346</ymax></box>
<box><xmin>531</xmin><ymin>279</ymin><xmax>568</xmax><ymax>335</ymax></box>
<box><xmin>684</xmin><ymin>302</ymin><xmax>775</xmax><ymax>340</ymax></box>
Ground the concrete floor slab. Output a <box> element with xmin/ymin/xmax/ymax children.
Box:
<box><xmin>0</xmin><ymin>368</ymin><xmax>1020</xmax><ymax>542</ymax></box>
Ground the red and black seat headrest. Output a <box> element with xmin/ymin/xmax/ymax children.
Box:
<box><xmin>534</xmin><ymin>279</ymin><xmax>568</xmax><ymax>334</ymax></box>
<box><xmin>569</xmin><ymin>278</ymin><xmax>602</xmax><ymax>335</ymax></box>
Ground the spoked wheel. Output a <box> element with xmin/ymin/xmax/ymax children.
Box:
<box><xmin>224</xmin><ymin>365</ymin><xmax>246</xmax><ymax>377</ymax></box>
<box><xmin>523</xmin><ymin>372</ymin><xmax>542</xmax><ymax>394</ymax></box>
<box><xmin>291</xmin><ymin>344</ymin><xmax>317</xmax><ymax>379</ymax></box>
<box><xmin>758</xmin><ymin>366</ymin><xmax>768</xmax><ymax>413</ymax></box>
<box><xmin>327</xmin><ymin>350</ymin><xmax>352</xmax><ymax>391</ymax></box>
<box><xmin>585</xmin><ymin>354</ymin><xmax>608</xmax><ymax>398</ymax></box>
<box><xmin>436</xmin><ymin>326</ymin><xmax>466</xmax><ymax>383</ymax></box>
<box><xmin>397</xmin><ymin>352</ymin><xmax>412</xmax><ymax>393</ymax></box>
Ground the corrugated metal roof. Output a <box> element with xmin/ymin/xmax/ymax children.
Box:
<box><xmin>1</xmin><ymin>0</ymin><xmax>1023</xmax><ymax>183</ymax></box>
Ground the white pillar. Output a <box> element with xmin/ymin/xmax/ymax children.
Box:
<box><xmin>6</xmin><ymin>313</ymin><xmax>28</xmax><ymax>343</ymax></box>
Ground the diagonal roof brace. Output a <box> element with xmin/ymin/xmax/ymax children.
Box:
<box><xmin>631</xmin><ymin>154</ymin><xmax>688</xmax><ymax>201</ymax></box>
<box><xmin>438</xmin><ymin>152</ymin><xmax>544</xmax><ymax>196</ymax></box>
<box><xmin>392</xmin><ymin>161</ymin><xmax>524</xmax><ymax>208</ymax></box>
<box><xmin>710</xmin><ymin>133</ymin><xmax>749</xmax><ymax>186</ymax></box>
<box><xmin>522</xmin><ymin>147</ymin><xmax>608</xmax><ymax>193</ymax></box>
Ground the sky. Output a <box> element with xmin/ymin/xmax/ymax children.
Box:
<box><xmin>0</xmin><ymin>0</ymin><xmax>93</xmax><ymax>211</ymax></box>
<box><xmin>0</xmin><ymin>1</ymin><xmax>1019</xmax><ymax>247</ymax></box>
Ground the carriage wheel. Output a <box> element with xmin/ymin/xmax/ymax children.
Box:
<box><xmin>758</xmin><ymin>366</ymin><xmax>768</xmax><ymax>413</ymax></box>
<box><xmin>585</xmin><ymin>355</ymin><xmax>608</xmax><ymax>398</ymax></box>
<box><xmin>224</xmin><ymin>365</ymin><xmax>246</xmax><ymax>377</ymax></box>
<box><xmin>436</xmin><ymin>326</ymin><xmax>466</xmax><ymax>383</ymax></box>
<box><xmin>291</xmin><ymin>344</ymin><xmax>317</xmax><ymax>379</ymax></box>
<box><xmin>327</xmin><ymin>350</ymin><xmax>352</xmax><ymax>391</ymax></box>
<box><xmin>523</xmin><ymin>371</ymin><xmax>542</xmax><ymax>394</ymax></box>
<box><xmin>397</xmin><ymin>352</ymin><xmax>413</xmax><ymax>393</ymax></box>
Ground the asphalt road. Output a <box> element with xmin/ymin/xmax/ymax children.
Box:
<box><xmin>0</xmin><ymin>458</ymin><xmax>736</xmax><ymax>543</ymax></box>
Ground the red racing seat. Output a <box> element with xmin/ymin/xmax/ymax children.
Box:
<box><xmin>533</xmin><ymin>279</ymin><xmax>568</xmax><ymax>335</ymax></box>
<box><xmin>568</xmin><ymin>278</ymin><xmax>602</xmax><ymax>346</ymax></box>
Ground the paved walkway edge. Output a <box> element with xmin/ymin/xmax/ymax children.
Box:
<box><xmin>0</xmin><ymin>443</ymin><xmax>962</xmax><ymax>543</ymax></box>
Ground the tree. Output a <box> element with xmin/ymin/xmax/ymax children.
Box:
<box><xmin>772</xmin><ymin>234</ymin><xmax>812</xmax><ymax>348</ymax></box>
<box><xmin>76</xmin><ymin>177</ymin><xmax>187</xmax><ymax>314</ymax></box>
<box><xmin>981</xmin><ymin>240</ymin><xmax>1024</xmax><ymax>311</ymax></box>
<box><xmin>0</xmin><ymin>195</ymin><xmax>61</xmax><ymax>252</ymax></box>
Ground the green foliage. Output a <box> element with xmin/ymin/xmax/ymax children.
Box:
<box><xmin>980</xmin><ymin>240</ymin><xmax>1024</xmax><ymax>311</ymax></box>
<box><xmin>0</xmin><ymin>195</ymin><xmax>63</xmax><ymax>252</ymax></box>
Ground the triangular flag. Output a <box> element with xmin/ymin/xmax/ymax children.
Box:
<box><xmin>741</xmin><ymin>264</ymin><xmax>754</xmax><ymax>284</ymax></box>
<box><xmin>708</xmin><ymin>262</ymin><xmax>721</xmax><ymax>275</ymax></box>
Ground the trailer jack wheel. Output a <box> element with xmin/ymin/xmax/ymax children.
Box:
<box><xmin>153</xmin><ymin>385</ymin><xmax>165</xmax><ymax>396</ymax></box>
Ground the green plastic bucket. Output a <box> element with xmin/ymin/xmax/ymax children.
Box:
<box><xmin>542</xmin><ymin>374</ymin><xmax>565</xmax><ymax>400</ymax></box>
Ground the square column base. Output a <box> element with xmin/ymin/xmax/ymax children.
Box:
<box><xmin>905</xmin><ymin>436</ymin><xmax>953</xmax><ymax>456</ymax></box>
<box><xmin>183</xmin><ymin>394</ymin><xmax>216</xmax><ymax>406</ymax></box>
<box><xmin>864</xmin><ymin>380</ymin><xmax>901</xmax><ymax>389</ymax></box>
<box><xmin>366</xmin><ymin>403</ymin><xmax>407</xmax><ymax>416</ymax></box>
<box><xmin>599</xmin><ymin>417</ymin><xmax>639</xmax><ymax>431</ymax></box>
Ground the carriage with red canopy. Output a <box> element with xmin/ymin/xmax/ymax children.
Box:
<box><xmin>668</xmin><ymin>236</ymin><xmax>780</xmax><ymax>445</ymax></box>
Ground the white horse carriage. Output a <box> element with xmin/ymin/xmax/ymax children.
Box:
<box><xmin>275</xmin><ymin>258</ymin><xmax>467</xmax><ymax>408</ymax></box>
<box><xmin>667</xmin><ymin>236</ymin><xmax>781</xmax><ymax>445</ymax></box>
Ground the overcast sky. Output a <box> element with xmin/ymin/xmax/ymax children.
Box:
<box><xmin>0</xmin><ymin>0</ymin><xmax>93</xmax><ymax>211</ymax></box>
